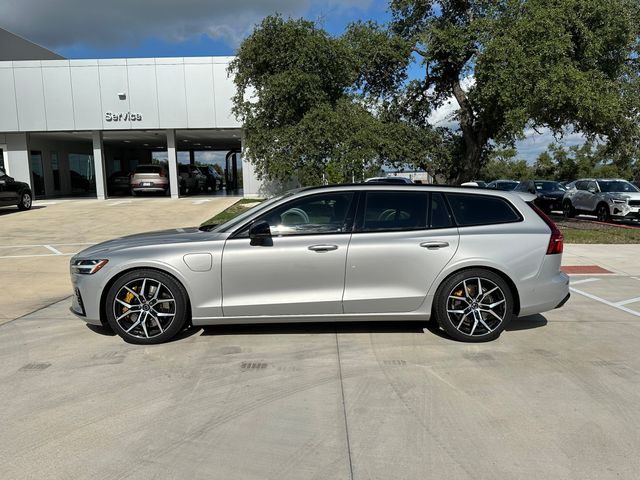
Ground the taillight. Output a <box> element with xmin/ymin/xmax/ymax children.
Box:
<box><xmin>159</xmin><ymin>169</ymin><xmax>166</xmax><ymax>177</ymax></box>
<box><xmin>527</xmin><ymin>202</ymin><xmax>563</xmax><ymax>254</ymax></box>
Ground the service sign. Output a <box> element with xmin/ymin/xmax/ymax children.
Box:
<box><xmin>105</xmin><ymin>112</ymin><xmax>143</xmax><ymax>122</ymax></box>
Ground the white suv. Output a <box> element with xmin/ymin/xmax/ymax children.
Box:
<box><xmin>563</xmin><ymin>179</ymin><xmax>640</xmax><ymax>222</ymax></box>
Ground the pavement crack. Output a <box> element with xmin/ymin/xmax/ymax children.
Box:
<box><xmin>335</xmin><ymin>329</ymin><xmax>355</xmax><ymax>480</ymax></box>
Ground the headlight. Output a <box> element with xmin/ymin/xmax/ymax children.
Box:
<box><xmin>611</xmin><ymin>198</ymin><xmax>628</xmax><ymax>204</ymax></box>
<box><xmin>71</xmin><ymin>259</ymin><xmax>109</xmax><ymax>275</ymax></box>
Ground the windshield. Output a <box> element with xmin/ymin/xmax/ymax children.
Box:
<box><xmin>204</xmin><ymin>193</ymin><xmax>292</xmax><ymax>232</ymax></box>
<box><xmin>135</xmin><ymin>166</ymin><xmax>161</xmax><ymax>174</ymax></box>
<box><xmin>535</xmin><ymin>181</ymin><xmax>565</xmax><ymax>192</ymax></box>
<box><xmin>493</xmin><ymin>181</ymin><xmax>518</xmax><ymax>191</ymax></box>
<box><xmin>598</xmin><ymin>180</ymin><xmax>639</xmax><ymax>193</ymax></box>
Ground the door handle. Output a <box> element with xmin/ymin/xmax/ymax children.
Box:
<box><xmin>308</xmin><ymin>244</ymin><xmax>338</xmax><ymax>252</ymax></box>
<box><xmin>420</xmin><ymin>241</ymin><xmax>449</xmax><ymax>249</ymax></box>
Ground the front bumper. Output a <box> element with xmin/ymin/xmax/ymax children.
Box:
<box><xmin>610</xmin><ymin>203</ymin><xmax>640</xmax><ymax>220</ymax></box>
<box><xmin>70</xmin><ymin>269</ymin><xmax>110</xmax><ymax>326</ymax></box>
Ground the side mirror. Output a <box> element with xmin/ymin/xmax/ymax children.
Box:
<box><xmin>249</xmin><ymin>220</ymin><xmax>271</xmax><ymax>239</ymax></box>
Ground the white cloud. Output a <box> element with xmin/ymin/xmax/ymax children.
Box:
<box><xmin>0</xmin><ymin>0</ymin><xmax>371</xmax><ymax>50</ymax></box>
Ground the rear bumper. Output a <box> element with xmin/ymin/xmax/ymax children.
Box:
<box><xmin>555</xmin><ymin>292</ymin><xmax>570</xmax><ymax>309</ymax></box>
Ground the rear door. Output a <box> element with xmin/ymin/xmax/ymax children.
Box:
<box><xmin>343</xmin><ymin>191</ymin><xmax>459</xmax><ymax>313</ymax></box>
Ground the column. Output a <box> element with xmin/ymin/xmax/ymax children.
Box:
<box><xmin>5</xmin><ymin>133</ymin><xmax>31</xmax><ymax>186</ymax></box>
<box><xmin>92</xmin><ymin>131</ymin><xmax>107</xmax><ymax>200</ymax></box>
<box><xmin>166</xmin><ymin>129</ymin><xmax>179</xmax><ymax>198</ymax></box>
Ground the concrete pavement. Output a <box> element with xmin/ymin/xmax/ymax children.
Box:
<box><xmin>1</xmin><ymin>277</ymin><xmax>640</xmax><ymax>479</ymax></box>
<box><xmin>0</xmin><ymin>197</ymin><xmax>239</xmax><ymax>323</ymax></box>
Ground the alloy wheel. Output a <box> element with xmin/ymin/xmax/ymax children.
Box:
<box><xmin>22</xmin><ymin>193</ymin><xmax>32</xmax><ymax>209</ymax></box>
<box><xmin>597</xmin><ymin>205</ymin><xmax>609</xmax><ymax>222</ymax></box>
<box><xmin>112</xmin><ymin>278</ymin><xmax>176</xmax><ymax>339</ymax></box>
<box><xmin>446</xmin><ymin>277</ymin><xmax>507</xmax><ymax>337</ymax></box>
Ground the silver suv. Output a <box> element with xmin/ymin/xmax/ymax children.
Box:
<box><xmin>70</xmin><ymin>185</ymin><xmax>569</xmax><ymax>344</ymax></box>
<box><xmin>562</xmin><ymin>179</ymin><xmax>640</xmax><ymax>222</ymax></box>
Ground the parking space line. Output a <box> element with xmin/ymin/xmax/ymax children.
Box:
<box><xmin>43</xmin><ymin>245</ymin><xmax>63</xmax><ymax>255</ymax></box>
<box><xmin>0</xmin><ymin>243</ymin><xmax>93</xmax><ymax>249</ymax></box>
<box><xmin>570</xmin><ymin>286</ymin><xmax>640</xmax><ymax>318</ymax></box>
<box><xmin>616</xmin><ymin>297</ymin><xmax>640</xmax><ymax>307</ymax></box>
<box><xmin>0</xmin><ymin>253</ymin><xmax>75</xmax><ymax>259</ymax></box>
<box><xmin>569</xmin><ymin>277</ymin><xmax>600</xmax><ymax>286</ymax></box>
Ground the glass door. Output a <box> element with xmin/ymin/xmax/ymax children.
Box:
<box><xmin>30</xmin><ymin>151</ymin><xmax>45</xmax><ymax>197</ymax></box>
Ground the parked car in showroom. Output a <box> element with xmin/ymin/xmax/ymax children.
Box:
<box><xmin>562</xmin><ymin>178</ymin><xmax>640</xmax><ymax>222</ymax></box>
<box><xmin>70</xmin><ymin>184</ymin><xmax>569</xmax><ymax>345</ymax></box>
<box><xmin>197</xmin><ymin>166</ymin><xmax>223</xmax><ymax>191</ymax></box>
<box><xmin>107</xmin><ymin>170</ymin><xmax>132</xmax><ymax>196</ymax></box>
<box><xmin>130</xmin><ymin>165</ymin><xmax>169</xmax><ymax>196</ymax></box>
<box><xmin>0</xmin><ymin>168</ymin><xmax>32</xmax><ymax>210</ymax></box>
<box><xmin>515</xmin><ymin>180</ymin><xmax>567</xmax><ymax>213</ymax></box>
<box><xmin>486</xmin><ymin>179</ymin><xmax>519</xmax><ymax>191</ymax></box>
<box><xmin>178</xmin><ymin>164</ymin><xmax>207</xmax><ymax>194</ymax></box>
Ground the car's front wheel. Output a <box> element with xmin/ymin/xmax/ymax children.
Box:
<box><xmin>433</xmin><ymin>269</ymin><xmax>514</xmax><ymax>342</ymax></box>
<box><xmin>563</xmin><ymin>200</ymin><xmax>575</xmax><ymax>218</ymax></box>
<box><xmin>105</xmin><ymin>269</ymin><xmax>189</xmax><ymax>344</ymax></box>
<box><xmin>17</xmin><ymin>191</ymin><xmax>32</xmax><ymax>210</ymax></box>
<box><xmin>596</xmin><ymin>203</ymin><xmax>610</xmax><ymax>222</ymax></box>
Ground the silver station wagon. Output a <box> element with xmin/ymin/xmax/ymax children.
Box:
<box><xmin>70</xmin><ymin>185</ymin><xmax>570</xmax><ymax>344</ymax></box>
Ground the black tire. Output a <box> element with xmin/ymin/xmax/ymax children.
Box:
<box><xmin>105</xmin><ymin>269</ymin><xmax>189</xmax><ymax>344</ymax></box>
<box><xmin>433</xmin><ymin>268</ymin><xmax>514</xmax><ymax>342</ymax></box>
<box><xmin>596</xmin><ymin>203</ymin><xmax>610</xmax><ymax>222</ymax></box>
<box><xmin>17</xmin><ymin>191</ymin><xmax>32</xmax><ymax>211</ymax></box>
<box><xmin>563</xmin><ymin>200</ymin><xmax>575</xmax><ymax>218</ymax></box>
<box><xmin>130</xmin><ymin>189</ymin><xmax>137</xmax><ymax>197</ymax></box>
<box><xmin>179</xmin><ymin>182</ymin><xmax>186</xmax><ymax>195</ymax></box>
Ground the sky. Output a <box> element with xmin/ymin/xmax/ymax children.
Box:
<box><xmin>1</xmin><ymin>0</ymin><xmax>583</xmax><ymax>162</ymax></box>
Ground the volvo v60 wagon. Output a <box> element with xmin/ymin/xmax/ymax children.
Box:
<box><xmin>70</xmin><ymin>185</ymin><xmax>569</xmax><ymax>344</ymax></box>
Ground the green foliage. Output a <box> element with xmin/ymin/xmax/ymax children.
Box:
<box><xmin>480</xmin><ymin>148</ymin><xmax>533</xmax><ymax>181</ymax></box>
<box><xmin>229</xmin><ymin>15</ymin><xmax>432</xmax><ymax>186</ymax></box>
<box><xmin>232</xmin><ymin>2</ymin><xmax>640</xmax><ymax>186</ymax></box>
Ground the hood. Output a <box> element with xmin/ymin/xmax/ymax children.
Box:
<box><xmin>607</xmin><ymin>191</ymin><xmax>640</xmax><ymax>201</ymax></box>
<box><xmin>538</xmin><ymin>190</ymin><xmax>565</xmax><ymax>199</ymax></box>
<box><xmin>75</xmin><ymin>227</ymin><xmax>224</xmax><ymax>258</ymax></box>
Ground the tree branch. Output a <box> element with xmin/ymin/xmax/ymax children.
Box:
<box><xmin>411</xmin><ymin>47</ymin><xmax>427</xmax><ymax>57</ymax></box>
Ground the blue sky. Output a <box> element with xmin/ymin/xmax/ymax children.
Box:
<box><xmin>2</xmin><ymin>0</ymin><xmax>582</xmax><ymax>162</ymax></box>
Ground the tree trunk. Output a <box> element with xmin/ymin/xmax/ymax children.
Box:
<box><xmin>450</xmin><ymin>80</ymin><xmax>486</xmax><ymax>184</ymax></box>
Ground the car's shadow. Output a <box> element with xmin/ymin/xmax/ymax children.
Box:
<box><xmin>88</xmin><ymin>315</ymin><xmax>548</xmax><ymax>343</ymax></box>
<box><xmin>0</xmin><ymin>205</ymin><xmax>46</xmax><ymax>216</ymax></box>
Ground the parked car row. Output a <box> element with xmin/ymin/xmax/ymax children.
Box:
<box><xmin>464</xmin><ymin>177</ymin><xmax>640</xmax><ymax>222</ymax></box>
<box><xmin>108</xmin><ymin>165</ymin><xmax>225</xmax><ymax>196</ymax></box>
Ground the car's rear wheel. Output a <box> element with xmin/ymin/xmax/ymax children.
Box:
<box><xmin>596</xmin><ymin>203</ymin><xmax>610</xmax><ymax>222</ymax></box>
<box><xmin>433</xmin><ymin>269</ymin><xmax>514</xmax><ymax>342</ymax></box>
<box><xmin>563</xmin><ymin>200</ymin><xmax>575</xmax><ymax>218</ymax></box>
<box><xmin>17</xmin><ymin>192</ymin><xmax>32</xmax><ymax>210</ymax></box>
<box><xmin>105</xmin><ymin>269</ymin><xmax>189</xmax><ymax>344</ymax></box>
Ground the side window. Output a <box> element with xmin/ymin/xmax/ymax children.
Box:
<box><xmin>360</xmin><ymin>191</ymin><xmax>429</xmax><ymax>232</ymax></box>
<box><xmin>514</xmin><ymin>182</ymin><xmax>528</xmax><ymax>192</ymax></box>
<box><xmin>576</xmin><ymin>181</ymin><xmax>587</xmax><ymax>191</ymax></box>
<box><xmin>445</xmin><ymin>193</ymin><xmax>521</xmax><ymax>226</ymax></box>
<box><xmin>587</xmin><ymin>181</ymin><xmax>598</xmax><ymax>192</ymax></box>
<box><xmin>430</xmin><ymin>193</ymin><xmax>454</xmax><ymax>229</ymax></box>
<box><xmin>252</xmin><ymin>192</ymin><xmax>354</xmax><ymax>236</ymax></box>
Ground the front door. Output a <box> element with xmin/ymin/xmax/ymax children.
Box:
<box><xmin>343</xmin><ymin>191</ymin><xmax>459</xmax><ymax>313</ymax></box>
<box><xmin>221</xmin><ymin>191</ymin><xmax>356</xmax><ymax>317</ymax></box>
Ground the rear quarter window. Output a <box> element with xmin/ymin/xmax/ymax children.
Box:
<box><xmin>445</xmin><ymin>193</ymin><xmax>522</xmax><ymax>226</ymax></box>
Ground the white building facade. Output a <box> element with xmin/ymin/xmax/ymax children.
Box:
<box><xmin>0</xmin><ymin>53</ymin><xmax>262</xmax><ymax>198</ymax></box>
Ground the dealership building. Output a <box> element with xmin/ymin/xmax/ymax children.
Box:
<box><xmin>0</xmin><ymin>27</ymin><xmax>261</xmax><ymax>199</ymax></box>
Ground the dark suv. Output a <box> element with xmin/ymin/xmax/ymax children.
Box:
<box><xmin>0</xmin><ymin>168</ymin><xmax>32</xmax><ymax>210</ymax></box>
